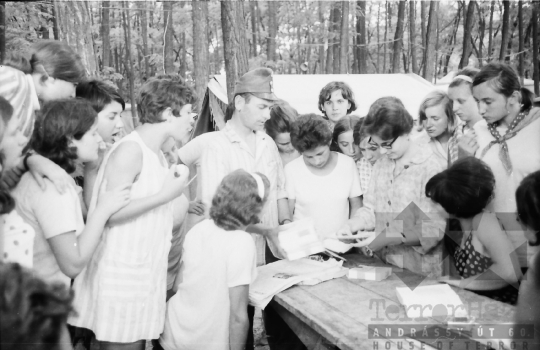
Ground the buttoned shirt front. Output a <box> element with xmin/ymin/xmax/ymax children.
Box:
<box><xmin>200</xmin><ymin>122</ymin><xmax>287</xmax><ymax>265</ymax></box>
<box><xmin>354</xmin><ymin>142</ymin><xmax>447</xmax><ymax>276</ymax></box>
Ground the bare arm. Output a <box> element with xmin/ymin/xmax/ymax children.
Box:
<box><xmin>287</xmin><ymin>198</ymin><xmax>295</xmax><ymax>219</ymax></box>
<box><xmin>48</xmin><ymin>182</ymin><xmax>131</xmax><ymax>278</ymax></box>
<box><xmin>441</xmin><ymin>212</ymin><xmax>522</xmax><ymax>291</ymax></box>
<box><xmin>348</xmin><ymin>196</ymin><xmax>362</xmax><ymax>219</ymax></box>
<box><xmin>277</xmin><ymin>198</ymin><xmax>291</xmax><ymax>224</ymax></box>
<box><xmin>228</xmin><ymin>285</ymin><xmax>250</xmax><ymax>350</ymax></box>
<box><xmin>103</xmin><ymin>142</ymin><xmax>189</xmax><ymax>225</ymax></box>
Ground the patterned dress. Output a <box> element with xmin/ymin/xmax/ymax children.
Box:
<box><xmin>453</xmin><ymin>231</ymin><xmax>519</xmax><ymax>305</ymax></box>
<box><xmin>69</xmin><ymin>131</ymin><xmax>174</xmax><ymax>342</ymax></box>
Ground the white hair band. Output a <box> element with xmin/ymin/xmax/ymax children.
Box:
<box><xmin>249</xmin><ymin>172</ymin><xmax>265</xmax><ymax>199</ymax></box>
<box><xmin>453</xmin><ymin>75</ymin><xmax>473</xmax><ymax>84</ymax></box>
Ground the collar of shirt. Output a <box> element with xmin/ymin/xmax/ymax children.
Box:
<box><xmin>223</xmin><ymin>121</ymin><xmax>269</xmax><ymax>159</ymax></box>
<box><xmin>25</xmin><ymin>73</ymin><xmax>41</xmax><ymax>111</ymax></box>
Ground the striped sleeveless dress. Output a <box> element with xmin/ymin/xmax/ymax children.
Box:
<box><xmin>69</xmin><ymin>131</ymin><xmax>173</xmax><ymax>342</ymax></box>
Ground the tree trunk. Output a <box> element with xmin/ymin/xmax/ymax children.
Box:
<box><xmin>0</xmin><ymin>1</ymin><xmax>5</xmax><ymax>64</ymax></box>
<box><xmin>357</xmin><ymin>1</ymin><xmax>367</xmax><ymax>74</ymax></box>
<box><xmin>250</xmin><ymin>0</ymin><xmax>258</xmax><ymax>57</ymax></box>
<box><xmin>235</xmin><ymin>1</ymin><xmax>250</xmax><ymax>76</ymax></box>
<box><xmin>222</xmin><ymin>1</ymin><xmax>237</xmax><ymax>102</ymax></box>
<box><xmin>138</xmin><ymin>1</ymin><xmax>149</xmax><ymax>77</ymax></box>
<box><xmin>101</xmin><ymin>1</ymin><xmax>111</xmax><ymax>69</ymax></box>
<box><xmin>421</xmin><ymin>1</ymin><xmax>427</xmax><ymax>49</ymax></box>
<box><xmin>163</xmin><ymin>0</ymin><xmax>174</xmax><ymax>74</ymax></box>
<box><xmin>499</xmin><ymin>0</ymin><xmax>510</xmax><ymax>61</ymax></box>
<box><xmin>533</xmin><ymin>1</ymin><xmax>539</xmax><ymax>96</ymax></box>
<box><xmin>423</xmin><ymin>1</ymin><xmax>437</xmax><ymax>82</ymax></box>
<box><xmin>409</xmin><ymin>1</ymin><xmax>418</xmax><ymax>74</ymax></box>
<box><xmin>332</xmin><ymin>2</ymin><xmax>341</xmax><ymax>74</ymax></box>
<box><xmin>122</xmin><ymin>1</ymin><xmax>137</xmax><ymax>126</ymax></box>
<box><xmin>392</xmin><ymin>0</ymin><xmax>406</xmax><ymax>73</ymax></box>
<box><xmin>339</xmin><ymin>1</ymin><xmax>349</xmax><ymax>73</ymax></box>
<box><xmin>518</xmin><ymin>0</ymin><xmax>524</xmax><ymax>83</ymax></box>
<box><xmin>318</xmin><ymin>1</ymin><xmax>325</xmax><ymax>74</ymax></box>
<box><xmin>51</xmin><ymin>0</ymin><xmax>60</xmax><ymax>40</ymax></box>
<box><xmin>326</xmin><ymin>2</ymin><xmax>335</xmax><ymax>74</ymax></box>
<box><xmin>267</xmin><ymin>1</ymin><xmax>278</xmax><ymax>62</ymax></box>
<box><xmin>474</xmin><ymin>1</ymin><xmax>485</xmax><ymax>67</ymax></box>
<box><xmin>193</xmin><ymin>0</ymin><xmax>209</xmax><ymax>112</ymax></box>
<box><xmin>383</xmin><ymin>1</ymin><xmax>388</xmax><ymax>73</ymax></box>
<box><xmin>459</xmin><ymin>0</ymin><xmax>475</xmax><ymax>69</ymax></box>
<box><xmin>487</xmin><ymin>0</ymin><xmax>495</xmax><ymax>62</ymax></box>
<box><xmin>376</xmin><ymin>2</ymin><xmax>380</xmax><ymax>73</ymax></box>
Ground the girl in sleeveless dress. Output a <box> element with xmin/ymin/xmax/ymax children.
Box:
<box><xmin>69</xmin><ymin>78</ymin><xmax>197</xmax><ymax>350</ymax></box>
<box><xmin>427</xmin><ymin>157</ymin><xmax>522</xmax><ymax>304</ymax></box>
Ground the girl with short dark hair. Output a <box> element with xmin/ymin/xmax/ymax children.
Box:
<box><xmin>264</xmin><ymin>100</ymin><xmax>300</xmax><ymax>166</ymax></box>
<box><xmin>337</xmin><ymin>97</ymin><xmax>446</xmax><ymax>277</ymax></box>
<box><xmin>318</xmin><ymin>81</ymin><xmax>357</xmax><ymax>129</ymax></box>
<box><xmin>427</xmin><ymin>157</ymin><xmax>521</xmax><ymax>303</ymax></box>
<box><xmin>11</xmin><ymin>99</ymin><xmax>130</xmax><ymax>286</ymax></box>
<box><xmin>286</xmin><ymin>114</ymin><xmax>362</xmax><ymax>240</ymax></box>
<box><xmin>331</xmin><ymin>115</ymin><xmax>362</xmax><ymax>162</ymax></box>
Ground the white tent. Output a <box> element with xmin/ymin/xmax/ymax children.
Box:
<box><xmin>206</xmin><ymin>73</ymin><xmax>443</xmax><ymax>130</ymax></box>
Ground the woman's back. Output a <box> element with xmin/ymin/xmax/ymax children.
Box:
<box><xmin>160</xmin><ymin>219</ymin><xmax>257</xmax><ymax>350</ymax></box>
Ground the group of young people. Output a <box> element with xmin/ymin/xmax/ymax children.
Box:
<box><xmin>0</xmin><ymin>39</ymin><xmax>539</xmax><ymax>350</ymax></box>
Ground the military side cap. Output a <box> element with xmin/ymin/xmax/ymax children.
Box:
<box><xmin>234</xmin><ymin>68</ymin><xmax>278</xmax><ymax>101</ymax></box>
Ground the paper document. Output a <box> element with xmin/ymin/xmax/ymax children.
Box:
<box><xmin>249</xmin><ymin>258</ymin><xmax>344</xmax><ymax>309</ymax></box>
<box><xmin>396</xmin><ymin>284</ymin><xmax>468</xmax><ymax>319</ymax></box>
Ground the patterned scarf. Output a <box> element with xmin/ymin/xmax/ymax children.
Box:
<box><xmin>447</xmin><ymin>127</ymin><xmax>462</xmax><ymax>166</ymax></box>
<box><xmin>480</xmin><ymin>108</ymin><xmax>540</xmax><ymax>174</ymax></box>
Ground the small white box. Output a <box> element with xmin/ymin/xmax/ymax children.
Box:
<box><xmin>347</xmin><ymin>266</ymin><xmax>392</xmax><ymax>281</ymax></box>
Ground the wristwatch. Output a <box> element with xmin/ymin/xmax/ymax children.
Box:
<box><xmin>279</xmin><ymin>218</ymin><xmax>292</xmax><ymax>225</ymax></box>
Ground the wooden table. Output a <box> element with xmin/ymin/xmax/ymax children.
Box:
<box><xmin>270</xmin><ymin>254</ymin><xmax>522</xmax><ymax>350</ymax></box>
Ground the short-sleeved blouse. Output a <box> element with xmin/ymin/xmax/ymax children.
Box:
<box><xmin>353</xmin><ymin>142</ymin><xmax>447</xmax><ymax>277</ymax></box>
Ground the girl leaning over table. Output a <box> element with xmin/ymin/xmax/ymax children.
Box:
<box><xmin>285</xmin><ymin>114</ymin><xmax>362</xmax><ymax>239</ymax></box>
<box><xmin>337</xmin><ymin>97</ymin><xmax>447</xmax><ymax>277</ymax></box>
<box><xmin>426</xmin><ymin>157</ymin><xmax>521</xmax><ymax>305</ymax></box>
<box><xmin>159</xmin><ymin>170</ymin><xmax>267</xmax><ymax>350</ymax></box>
<box><xmin>471</xmin><ymin>62</ymin><xmax>540</xmax><ymax>271</ymax></box>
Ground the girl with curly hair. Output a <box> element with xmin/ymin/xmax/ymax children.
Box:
<box><xmin>286</xmin><ymin>114</ymin><xmax>362</xmax><ymax>239</ymax></box>
<box><xmin>11</xmin><ymin>99</ymin><xmax>131</xmax><ymax>286</ymax></box>
<box><xmin>68</xmin><ymin>78</ymin><xmax>195</xmax><ymax>350</ymax></box>
<box><xmin>159</xmin><ymin>169</ymin><xmax>268</xmax><ymax>350</ymax></box>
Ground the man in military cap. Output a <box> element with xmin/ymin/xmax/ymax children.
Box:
<box><xmin>200</xmin><ymin>67</ymin><xmax>291</xmax><ymax>262</ymax></box>
<box><xmin>200</xmin><ymin>68</ymin><xmax>304</xmax><ymax>350</ymax></box>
